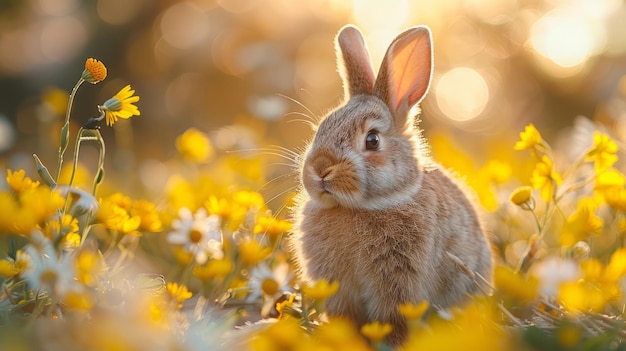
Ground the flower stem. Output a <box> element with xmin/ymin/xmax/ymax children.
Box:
<box><xmin>56</xmin><ymin>78</ymin><xmax>84</xmax><ymax>181</ymax></box>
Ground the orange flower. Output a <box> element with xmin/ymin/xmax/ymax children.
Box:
<box><xmin>82</xmin><ymin>58</ymin><xmax>107</xmax><ymax>84</ymax></box>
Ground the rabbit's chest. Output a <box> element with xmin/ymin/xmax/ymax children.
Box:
<box><xmin>300</xmin><ymin>206</ymin><xmax>431</xmax><ymax>281</ymax></box>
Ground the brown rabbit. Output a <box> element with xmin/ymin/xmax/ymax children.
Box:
<box><xmin>290</xmin><ymin>25</ymin><xmax>493</xmax><ymax>346</ymax></box>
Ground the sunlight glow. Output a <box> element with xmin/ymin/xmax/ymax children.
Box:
<box><xmin>530</xmin><ymin>10</ymin><xmax>595</xmax><ymax>69</ymax></box>
<box><xmin>435</xmin><ymin>67</ymin><xmax>489</xmax><ymax>122</ymax></box>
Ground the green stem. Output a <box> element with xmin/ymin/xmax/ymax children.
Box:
<box><xmin>92</xmin><ymin>129</ymin><xmax>106</xmax><ymax>196</ymax></box>
<box><xmin>56</xmin><ymin>78</ymin><xmax>85</xmax><ymax>181</ymax></box>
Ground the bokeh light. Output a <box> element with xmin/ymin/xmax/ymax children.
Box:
<box><xmin>530</xmin><ymin>9</ymin><xmax>600</xmax><ymax>76</ymax></box>
<box><xmin>160</xmin><ymin>2</ymin><xmax>211</xmax><ymax>50</ymax></box>
<box><xmin>435</xmin><ymin>67</ymin><xmax>489</xmax><ymax>122</ymax></box>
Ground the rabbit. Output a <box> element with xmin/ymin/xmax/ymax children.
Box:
<box><xmin>290</xmin><ymin>24</ymin><xmax>493</xmax><ymax>347</ymax></box>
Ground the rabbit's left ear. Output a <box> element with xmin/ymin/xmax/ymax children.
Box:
<box><xmin>374</xmin><ymin>26</ymin><xmax>433</xmax><ymax>125</ymax></box>
<box><xmin>336</xmin><ymin>25</ymin><xmax>376</xmax><ymax>99</ymax></box>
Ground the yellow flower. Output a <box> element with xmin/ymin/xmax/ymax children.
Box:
<box><xmin>604</xmin><ymin>247</ymin><xmax>626</xmax><ymax>282</ymax></box>
<box><xmin>64</xmin><ymin>289</ymin><xmax>95</xmax><ymax>311</ymax></box>
<box><xmin>42</xmin><ymin>87</ymin><xmax>69</xmax><ymax>116</ymax></box>
<box><xmin>531</xmin><ymin>155</ymin><xmax>562</xmax><ymax>202</ymax></box>
<box><xmin>494</xmin><ymin>264</ymin><xmax>539</xmax><ymax>303</ymax></box>
<box><xmin>559</xmin><ymin>198</ymin><xmax>603</xmax><ymax>247</ymax></box>
<box><xmin>603</xmin><ymin>188</ymin><xmax>626</xmax><ymax>212</ymax></box>
<box><xmin>398</xmin><ymin>300</ymin><xmax>429</xmax><ymax>320</ymax></box>
<box><xmin>558</xmin><ymin>281</ymin><xmax>606</xmax><ymax>312</ymax></box>
<box><xmin>0</xmin><ymin>259</ymin><xmax>19</xmax><ymax>278</ymax></box>
<box><xmin>192</xmin><ymin>258</ymin><xmax>233</xmax><ymax>281</ymax></box>
<box><xmin>75</xmin><ymin>250</ymin><xmax>104</xmax><ymax>286</ymax></box>
<box><xmin>233</xmin><ymin>190</ymin><xmax>266</xmax><ymax>210</ymax></box>
<box><xmin>131</xmin><ymin>200</ymin><xmax>163</xmax><ymax>232</ymax></box>
<box><xmin>514</xmin><ymin>123</ymin><xmax>542</xmax><ymax>151</ymax></box>
<box><xmin>238</xmin><ymin>239</ymin><xmax>271</xmax><ymax>266</ymax></box>
<box><xmin>253</xmin><ymin>216</ymin><xmax>293</xmax><ymax>237</ymax></box>
<box><xmin>102</xmin><ymin>84</ymin><xmax>140</xmax><ymax>126</ymax></box>
<box><xmin>41</xmin><ymin>214</ymin><xmax>79</xmax><ymax>239</ymax></box>
<box><xmin>585</xmin><ymin>132</ymin><xmax>618</xmax><ymax>172</ymax></box>
<box><xmin>175</xmin><ymin>128</ymin><xmax>214</xmax><ymax>163</ymax></box>
<box><xmin>6</xmin><ymin>169</ymin><xmax>39</xmax><ymax>193</ymax></box>
<box><xmin>314</xmin><ymin>317</ymin><xmax>371</xmax><ymax>351</ymax></box>
<box><xmin>360</xmin><ymin>321</ymin><xmax>393</xmax><ymax>342</ymax></box>
<box><xmin>82</xmin><ymin>58</ymin><xmax>107</xmax><ymax>84</ymax></box>
<box><xmin>481</xmin><ymin>160</ymin><xmax>512</xmax><ymax>185</ymax></box>
<box><xmin>166</xmin><ymin>282</ymin><xmax>192</xmax><ymax>309</ymax></box>
<box><xmin>301</xmin><ymin>279</ymin><xmax>340</xmax><ymax>301</ymax></box>
<box><xmin>509</xmin><ymin>186</ymin><xmax>533</xmax><ymax>208</ymax></box>
<box><xmin>249</xmin><ymin>316</ymin><xmax>309</xmax><ymax>351</ymax></box>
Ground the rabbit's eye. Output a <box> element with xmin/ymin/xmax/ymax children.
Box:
<box><xmin>365</xmin><ymin>132</ymin><xmax>380</xmax><ymax>150</ymax></box>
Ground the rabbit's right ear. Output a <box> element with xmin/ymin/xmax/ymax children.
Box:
<box><xmin>336</xmin><ymin>25</ymin><xmax>376</xmax><ymax>99</ymax></box>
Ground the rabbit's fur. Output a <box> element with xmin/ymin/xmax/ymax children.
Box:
<box><xmin>290</xmin><ymin>25</ymin><xmax>493</xmax><ymax>346</ymax></box>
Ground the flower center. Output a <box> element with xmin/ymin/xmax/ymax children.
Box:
<box><xmin>188</xmin><ymin>229</ymin><xmax>203</xmax><ymax>244</ymax></box>
<box><xmin>261</xmin><ymin>278</ymin><xmax>279</xmax><ymax>296</ymax></box>
<box><xmin>40</xmin><ymin>269</ymin><xmax>58</xmax><ymax>285</ymax></box>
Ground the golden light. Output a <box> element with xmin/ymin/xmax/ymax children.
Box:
<box><xmin>530</xmin><ymin>9</ymin><xmax>605</xmax><ymax>77</ymax></box>
<box><xmin>435</xmin><ymin>67</ymin><xmax>489</xmax><ymax>122</ymax></box>
<box><xmin>160</xmin><ymin>2</ymin><xmax>210</xmax><ymax>50</ymax></box>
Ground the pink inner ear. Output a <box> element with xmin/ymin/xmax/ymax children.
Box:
<box><xmin>389</xmin><ymin>32</ymin><xmax>432</xmax><ymax>112</ymax></box>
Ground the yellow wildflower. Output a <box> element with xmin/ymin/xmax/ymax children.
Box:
<box><xmin>360</xmin><ymin>321</ymin><xmax>393</xmax><ymax>342</ymax></box>
<box><xmin>398</xmin><ymin>300</ymin><xmax>429</xmax><ymax>320</ymax></box>
<box><xmin>232</xmin><ymin>190</ymin><xmax>265</xmax><ymax>210</ymax></box>
<box><xmin>102</xmin><ymin>84</ymin><xmax>140</xmax><ymax>126</ymax></box>
<box><xmin>6</xmin><ymin>169</ymin><xmax>39</xmax><ymax>193</ymax></box>
<box><xmin>481</xmin><ymin>160</ymin><xmax>512</xmax><ymax>185</ymax></box>
<box><xmin>249</xmin><ymin>316</ymin><xmax>309</xmax><ymax>351</ymax></box>
<box><xmin>509</xmin><ymin>186</ymin><xmax>534</xmax><ymax>209</ymax></box>
<box><xmin>531</xmin><ymin>155</ymin><xmax>562</xmax><ymax>202</ymax></box>
<box><xmin>558</xmin><ymin>281</ymin><xmax>606</xmax><ymax>312</ymax></box>
<box><xmin>41</xmin><ymin>214</ymin><xmax>79</xmax><ymax>240</ymax></box>
<box><xmin>82</xmin><ymin>58</ymin><xmax>107</xmax><ymax>84</ymax></box>
<box><xmin>514</xmin><ymin>123</ymin><xmax>542</xmax><ymax>151</ymax></box>
<box><xmin>585</xmin><ymin>132</ymin><xmax>618</xmax><ymax>172</ymax></box>
<box><xmin>0</xmin><ymin>259</ymin><xmax>19</xmax><ymax>278</ymax></box>
<box><xmin>605</xmin><ymin>247</ymin><xmax>626</xmax><ymax>281</ymax></box>
<box><xmin>595</xmin><ymin>168</ymin><xmax>625</xmax><ymax>190</ymax></box>
<box><xmin>131</xmin><ymin>200</ymin><xmax>163</xmax><ymax>232</ymax></box>
<box><xmin>75</xmin><ymin>251</ymin><xmax>104</xmax><ymax>286</ymax></box>
<box><xmin>166</xmin><ymin>282</ymin><xmax>192</xmax><ymax>309</ymax></box>
<box><xmin>275</xmin><ymin>294</ymin><xmax>295</xmax><ymax>318</ymax></box>
<box><xmin>175</xmin><ymin>128</ymin><xmax>214</xmax><ymax>163</ymax></box>
<box><xmin>314</xmin><ymin>317</ymin><xmax>371</xmax><ymax>351</ymax></box>
<box><xmin>0</xmin><ymin>192</ymin><xmax>18</xmax><ymax>232</ymax></box>
<box><xmin>494</xmin><ymin>264</ymin><xmax>539</xmax><ymax>303</ymax></box>
<box><xmin>64</xmin><ymin>289</ymin><xmax>95</xmax><ymax>311</ymax></box>
<box><xmin>238</xmin><ymin>239</ymin><xmax>271</xmax><ymax>266</ymax></box>
<box><xmin>604</xmin><ymin>188</ymin><xmax>626</xmax><ymax>212</ymax></box>
<box><xmin>559</xmin><ymin>198</ymin><xmax>603</xmax><ymax>247</ymax></box>
<box><xmin>301</xmin><ymin>279</ymin><xmax>340</xmax><ymax>301</ymax></box>
<box><xmin>42</xmin><ymin>87</ymin><xmax>69</xmax><ymax>115</ymax></box>
<box><xmin>253</xmin><ymin>216</ymin><xmax>293</xmax><ymax>237</ymax></box>
<box><xmin>192</xmin><ymin>258</ymin><xmax>233</xmax><ymax>281</ymax></box>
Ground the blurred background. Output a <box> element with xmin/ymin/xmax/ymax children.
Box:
<box><xmin>1</xmin><ymin>0</ymin><xmax>626</xmax><ymax>200</ymax></box>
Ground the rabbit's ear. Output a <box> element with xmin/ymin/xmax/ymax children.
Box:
<box><xmin>374</xmin><ymin>26</ymin><xmax>433</xmax><ymax>124</ymax></box>
<box><xmin>336</xmin><ymin>25</ymin><xmax>376</xmax><ymax>98</ymax></box>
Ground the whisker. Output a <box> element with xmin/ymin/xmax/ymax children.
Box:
<box><xmin>277</xmin><ymin>93</ymin><xmax>321</xmax><ymax>124</ymax></box>
<box><xmin>225</xmin><ymin>147</ymin><xmax>300</xmax><ymax>165</ymax></box>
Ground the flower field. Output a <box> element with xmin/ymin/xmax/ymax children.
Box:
<box><xmin>0</xmin><ymin>56</ymin><xmax>625</xmax><ymax>351</ymax></box>
<box><xmin>3</xmin><ymin>1</ymin><xmax>626</xmax><ymax>350</ymax></box>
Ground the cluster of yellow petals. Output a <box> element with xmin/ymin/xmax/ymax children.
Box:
<box><xmin>301</xmin><ymin>279</ymin><xmax>340</xmax><ymax>301</ymax></box>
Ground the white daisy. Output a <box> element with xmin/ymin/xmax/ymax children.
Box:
<box><xmin>247</xmin><ymin>262</ymin><xmax>292</xmax><ymax>316</ymax></box>
<box><xmin>167</xmin><ymin>207</ymin><xmax>223</xmax><ymax>264</ymax></box>
<box><xmin>531</xmin><ymin>256</ymin><xmax>580</xmax><ymax>297</ymax></box>
<box><xmin>22</xmin><ymin>231</ymin><xmax>75</xmax><ymax>296</ymax></box>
